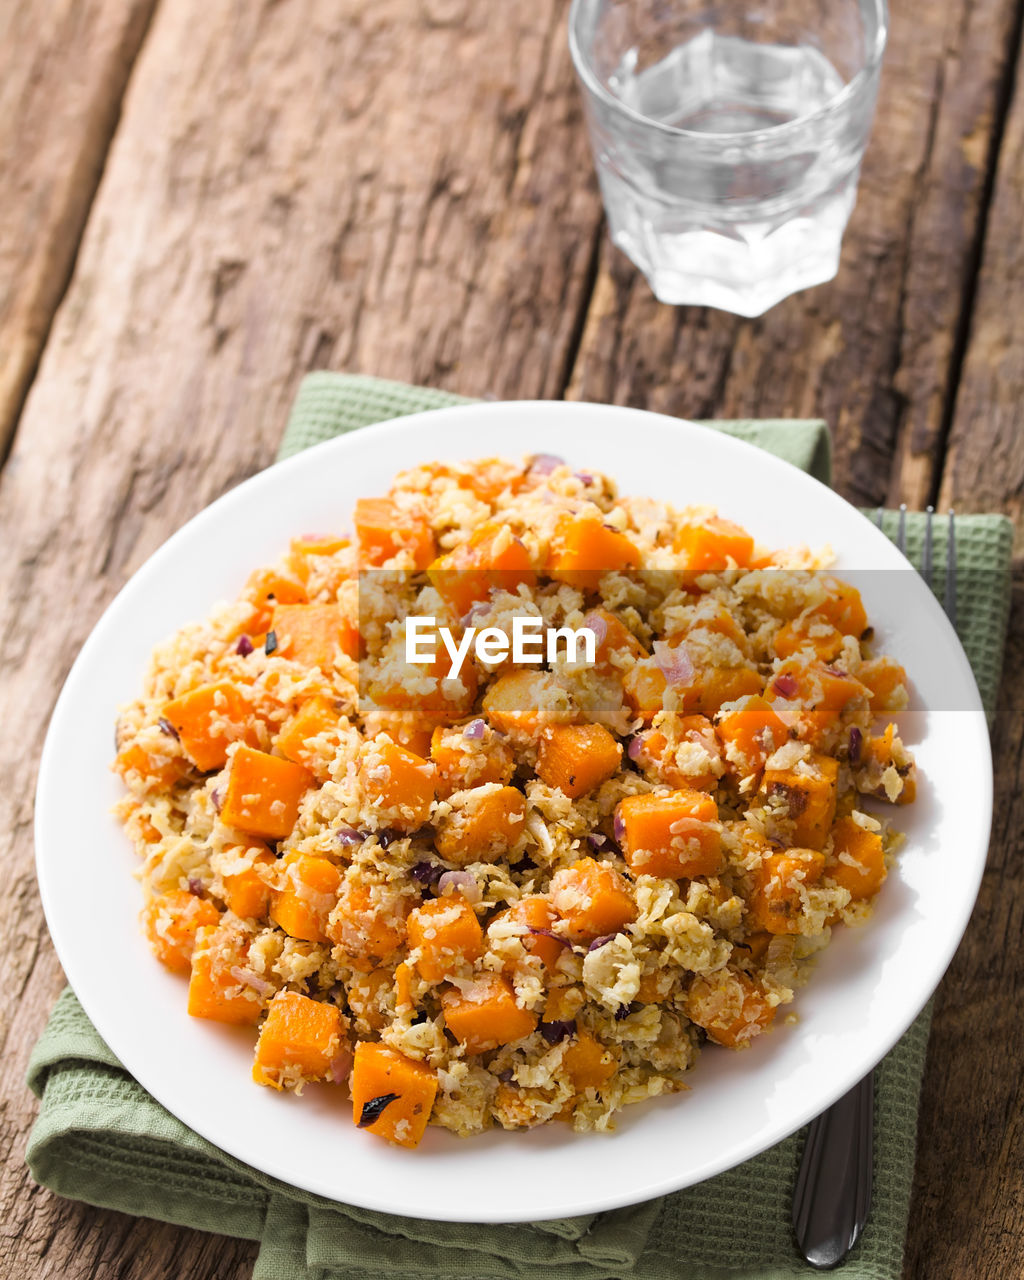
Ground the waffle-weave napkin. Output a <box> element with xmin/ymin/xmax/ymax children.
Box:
<box><xmin>26</xmin><ymin>372</ymin><xmax>1013</xmax><ymax>1280</ymax></box>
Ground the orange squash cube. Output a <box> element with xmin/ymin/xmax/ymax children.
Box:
<box><xmin>562</xmin><ymin>1032</ymin><xmax>617</xmax><ymax>1092</ymax></box>
<box><xmin>715</xmin><ymin>695</ymin><xmax>790</xmax><ymax>779</ymax></box>
<box><xmin>114</xmin><ymin>741</ymin><xmax>188</xmax><ymax>792</ymax></box>
<box><xmin>674</xmin><ymin>516</ymin><xmax>754</xmax><ymax>571</ymax></box>
<box><xmin>621</xmin><ymin>657</ymin><xmax>668</xmax><ymax>723</ymax></box>
<box><xmin>761</xmin><ymin>754</ymin><xmax>839</xmax><ymax>849</ymax></box>
<box><xmin>243</xmin><ymin>567</ymin><xmax>308</xmax><ymax>632</ymax></box>
<box><xmin>221</xmin><ymin>745</ymin><xmax>312</xmax><ymax>840</ymax></box>
<box><xmin>491</xmin><ymin>895</ymin><xmax>565</xmax><ymax>971</ymax></box>
<box><xmin>358</xmin><ymin>739</ymin><xmax>437</xmax><ymax>831</ymax></box>
<box><xmin>429</xmin><ymin>722</ymin><xmax>516</xmax><ymax>796</ymax></box>
<box><xmin>353</xmin><ymin>497</ymin><xmax>435</xmax><ymax>569</ymax></box>
<box><xmin>686</xmin><ymin>968</ymin><xmax>776</xmax><ymax>1048</ymax></box>
<box><xmin>271</xmin><ymin>603</ymin><xmax>360</xmax><ymax>669</ymax></box>
<box><xmin>748</xmin><ymin>848</ymin><xmax>826</xmax><ymax>934</ymax></box>
<box><xmin>142</xmin><ymin>890</ymin><xmax>220</xmax><ymax>974</ymax></box>
<box><xmin>481</xmin><ymin>669</ymin><xmax>567</xmax><ymax>737</ymax></box>
<box><xmin>690</xmin><ymin>666</ymin><xmax>763</xmax><ymax>718</ymax></box>
<box><xmin>549</xmin><ymin>857</ymin><xmax>637</xmax><ymax>942</ymax></box>
<box><xmin>548</xmin><ymin>517</ymin><xmax>640</xmax><ymax>588</ymax></box>
<box><xmin>162</xmin><ymin>681</ymin><xmax>252</xmax><ymax>773</ymax></box>
<box><xmin>828</xmin><ymin>816</ymin><xmax>886</xmax><ymax>901</ymax></box>
<box><xmin>253</xmin><ymin>990</ymin><xmax>343</xmax><ymax>1089</ymax></box>
<box><xmin>632</xmin><ymin>719</ymin><xmax>722</xmax><ymax>791</ymax></box>
<box><xmin>427</xmin><ymin>522</ymin><xmax>535</xmax><ymax>620</ymax></box>
<box><xmin>407</xmin><ymin>895</ymin><xmax>483</xmax><ymax>981</ymax></box>
<box><xmin>286</xmin><ymin>533</ymin><xmax>351</xmax><ymax>584</ymax></box>
<box><xmin>276</xmin><ymin>696</ymin><xmax>341</xmax><ymax>775</ymax></box>
<box><xmin>766</xmin><ymin>658</ymin><xmax>868</xmax><ymax>746</ymax></box>
<box><xmin>326</xmin><ymin>879</ymin><xmax>409</xmax><ymax>969</ymax></box>
<box><xmin>365</xmin><ymin>628</ymin><xmax>479</xmax><ymax>721</ymax></box>
<box><xmin>536</xmin><ymin>723</ymin><xmax>622</xmax><ymax>798</ymax></box>
<box><xmin>433</xmin><ymin>784</ymin><xmax>527</xmax><ymax>863</ymax></box>
<box><xmin>222</xmin><ymin>842</ymin><xmax>275</xmax><ymax>919</ymax></box>
<box><xmin>187</xmin><ymin>924</ymin><xmax>263</xmax><ymax>1025</ymax></box>
<box><xmin>269</xmin><ymin>853</ymin><xmax>341</xmax><ymax>943</ymax></box>
<box><xmin>351</xmin><ymin>1042</ymin><xmax>438</xmax><ymax>1148</ymax></box>
<box><xmin>440</xmin><ymin>973</ymin><xmax>538</xmax><ymax>1053</ymax></box>
<box><xmin>616</xmin><ymin>790</ymin><xmax>722</xmax><ymax>880</ymax></box>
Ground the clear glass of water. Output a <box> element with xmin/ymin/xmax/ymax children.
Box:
<box><xmin>569</xmin><ymin>0</ymin><xmax>888</xmax><ymax>316</ymax></box>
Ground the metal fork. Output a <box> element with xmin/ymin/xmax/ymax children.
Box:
<box><xmin>792</xmin><ymin>505</ymin><xmax>957</xmax><ymax>1269</ymax></box>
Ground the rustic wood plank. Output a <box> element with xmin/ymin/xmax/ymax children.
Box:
<box><xmin>0</xmin><ymin>0</ymin><xmax>158</xmax><ymax>463</ymax></box>
<box><xmin>0</xmin><ymin>1</ymin><xmax>600</xmax><ymax>1275</ymax></box>
<box><xmin>567</xmin><ymin>0</ymin><xmax>1020</xmax><ymax>510</ymax></box>
<box><xmin>903</xmin><ymin>572</ymin><xmax>1024</xmax><ymax>1280</ymax></box>
<box><xmin>938</xmin><ymin>19</ymin><xmax>1024</xmax><ymax>544</ymax></box>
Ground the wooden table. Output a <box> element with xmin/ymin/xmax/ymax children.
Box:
<box><xmin>1</xmin><ymin>2</ymin><xmax>1022</xmax><ymax>1276</ymax></box>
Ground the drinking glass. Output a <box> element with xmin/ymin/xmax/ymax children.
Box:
<box><xmin>569</xmin><ymin>0</ymin><xmax>888</xmax><ymax>316</ymax></box>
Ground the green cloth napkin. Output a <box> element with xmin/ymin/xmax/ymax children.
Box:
<box><xmin>27</xmin><ymin>372</ymin><xmax>1014</xmax><ymax>1280</ymax></box>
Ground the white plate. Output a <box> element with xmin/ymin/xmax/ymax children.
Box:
<box><xmin>35</xmin><ymin>400</ymin><xmax>990</xmax><ymax>1222</ymax></box>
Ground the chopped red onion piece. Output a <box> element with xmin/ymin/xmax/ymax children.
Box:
<box><xmin>528</xmin><ymin>453</ymin><xmax>564</xmax><ymax>476</ymax></box>
<box><xmin>582</xmin><ymin>611</ymin><xmax>608</xmax><ymax>646</ymax></box>
<box><xmin>848</xmin><ymin>726</ymin><xmax>863</xmax><ymax>764</ymax></box>
<box><xmin>228</xmin><ymin>965</ymin><xmax>274</xmax><ymax>998</ymax></box>
<box><xmin>575</xmin><ymin>471</ymin><xmax>594</xmax><ymax>485</ymax></box>
<box><xmin>157</xmin><ymin>716</ymin><xmax>179</xmax><ymax>740</ymax></box>
<box><xmin>528</xmin><ymin>926</ymin><xmax>571</xmax><ymax>948</ymax></box>
<box><xmin>613</xmin><ymin>813</ymin><xmax>626</xmax><ymax>842</ymax></box>
<box><xmin>653</xmin><ymin>640</ymin><xmax>694</xmax><ymax>688</ymax></box>
<box><xmin>539</xmin><ymin>1019</ymin><xmax>575</xmax><ymax>1044</ymax></box>
<box><xmin>588</xmin><ymin>934</ymin><xmax>616</xmax><ymax>952</ymax></box>
<box><xmin>210</xmin><ymin>788</ymin><xmax>222</xmax><ymax>812</ymax></box>
<box><xmin>614</xmin><ymin>1002</ymin><xmax>637</xmax><ymax>1021</ymax></box>
<box><xmin>438</xmin><ymin>870</ymin><xmax>481</xmax><ymax>904</ymax></box>
<box><xmin>627</xmin><ymin>735</ymin><xmax>645</xmax><ymax>762</ymax></box>
<box><xmin>235</xmin><ymin>634</ymin><xmax>254</xmax><ymax>656</ymax></box>
<box><xmin>410</xmin><ymin>860</ymin><xmax>444</xmax><ymax>885</ymax></box>
<box><xmin>497</xmin><ymin>1068</ymin><xmax>515</xmax><ymax>1083</ymax></box>
<box><xmin>772</xmin><ymin>672</ymin><xmax>798</xmax><ymax>698</ymax></box>
<box><xmin>328</xmin><ymin>1047</ymin><xmax>354</xmax><ymax>1086</ymax></box>
<box><xmin>336</xmin><ymin>826</ymin><xmax>365</xmax><ymax>847</ymax></box>
<box><xmin>587</xmin><ymin>832</ymin><xmax>607</xmax><ymax>850</ymax></box>
<box><xmin>463</xmin><ymin>719</ymin><xmax>486</xmax><ymax>740</ymax></box>
<box><xmin>187</xmin><ymin>877</ymin><xmax>205</xmax><ymax>897</ymax></box>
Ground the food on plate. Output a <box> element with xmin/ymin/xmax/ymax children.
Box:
<box><xmin>114</xmin><ymin>454</ymin><xmax>916</xmax><ymax>1147</ymax></box>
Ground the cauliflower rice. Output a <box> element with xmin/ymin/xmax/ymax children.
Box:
<box><xmin>113</xmin><ymin>454</ymin><xmax>917</xmax><ymax>1148</ymax></box>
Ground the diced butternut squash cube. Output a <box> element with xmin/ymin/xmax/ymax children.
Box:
<box><xmin>481</xmin><ymin>669</ymin><xmax>568</xmax><ymax>737</ymax></box>
<box><xmin>326</xmin><ymin>879</ymin><xmax>409</xmax><ymax>969</ymax></box>
<box><xmin>766</xmin><ymin>658</ymin><xmax>868</xmax><ymax>746</ymax></box>
<box><xmin>774</xmin><ymin>617</ymin><xmax>844</xmax><ymax>662</ymax></box>
<box><xmin>354</xmin><ymin>497</ymin><xmax>434</xmax><ymax>569</ymax></box>
<box><xmin>221</xmin><ymin>746</ymin><xmax>311</xmax><ymax>840</ymax></box>
<box><xmin>142</xmin><ymin>890</ymin><xmax>220</xmax><ymax>973</ymax></box>
<box><xmin>857</xmin><ymin>657</ymin><xmax>909</xmax><ymax>714</ymax></box>
<box><xmin>686</xmin><ymin>968</ymin><xmax>776</xmax><ymax>1048</ymax></box>
<box><xmin>222</xmin><ymin>842</ymin><xmax>275</xmax><ymax>919</ymax></box>
<box><xmin>429</xmin><ymin>721</ymin><xmax>516</xmax><ymax>796</ymax></box>
<box><xmin>748</xmin><ymin>848</ymin><xmax>826</xmax><ymax>934</ymax></box>
<box><xmin>286</xmin><ymin>533</ymin><xmax>351</xmax><ymax>584</ymax></box>
<box><xmin>351</xmin><ymin>1042</ymin><xmax>438</xmax><ymax>1148</ymax></box>
<box><xmin>761</xmin><ymin>754</ymin><xmax>839</xmax><ymax>850</ymax></box>
<box><xmin>616</xmin><ymin>790</ymin><xmax>722</xmax><ymax>880</ymax></box>
<box><xmin>252</xmin><ymin>990</ymin><xmax>343</xmax><ymax>1089</ymax></box>
<box><xmin>243</xmin><ymin>567</ymin><xmax>308</xmax><ymax>633</ymax></box>
<box><xmin>357</xmin><ymin>739</ymin><xmax>436</xmax><ymax>831</ymax></box>
<box><xmin>433</xmin><ymin>784</ymin><xmax>527</xmax><ymax>863</ymax></box>
<box><xmin>275</xmin><ymin>696</ymin><xmax>341</xmax><ymax>775</ymax></box>
<box><xmin>585</xmin><ymin>608</ymin><xmax>648</xmax><ymax>672</ymax></box>
<box><xmin>549</xmin><ymin>857</ymin><xmax>637</xmax><ymax>943</ymax></box>
<box><xmin>690</xmin><ymin>666</ymin><xmax>763</xmax><ymax>718</ymax></box>
<box><xmin>162</xmin><ymin>681</ymin><xmax>252</xmax><ymax>773</ymax></box>
<box><xmin>365</xmin><ymin>628</ymin><xmax>479</xmax><ymax>721</ymax></box>
<box><xmin>114</xmin><ymin>741</ymin><xmax>188</xmax><ymax>792</ymax></box>
<box><xmin>563</xmin><ymin>1031</ymin><xmax>617</xmax><ymax>1091</ymax></box>
<box><xmin>271</xmin><ymin>603</ymin><xmax>360</xmax><ymax>669</ymax></box>
<box><xmin>440</xmin><ymin>973</ymin><xmax>538</xmax><ymax>1053</ymax></box>
<box><xmin>633</xmin><ymin>718</ymin><xmax>722</xmax><ymax>791</ymax></box>
<box><xmin>346</xmin><ymin>968</ymin><xmax>393</xmax><ymax>1033</ymax></box>
<box><xmin>548</xmin><ymin>517</ymin><xmax>640</xmax><ymax>588</ymax></box>
<box><xmin>674</xmin><ymin>516</ymin><xmax>754</xmax><ymax>571</ymax></box>
<box><xmin>828</xmin><ymin>816</ymin><xmax>886</xmax><ymax>901</ymax></box>
<box><xmin>407</xmin><ymin>895</ymin><xmax>484</xmax><ymax>981</ymax></box>
<box><xmin>187</xmin><ymin>924</ymin><xmax>263</xmax><ymax>1025</ymax></box>
<box><xmin>715</xmin><ymin>695</ymin><xmax>790</xmax><ymax>779</ymax></box>
<box><xmin>622</xmin><ymin>657</ymin><xmax>667</xmax><ymax>723</ymax></box>
<box><xmin>269</xmin><ymin>853</ymin><xmax>341</xmax><ymax>944</ymax></box>
<box><xmin>490</xmin><ymin>895</ymin><xmax>565</xmax><ymax>971</ymax></box>
<box><xmin>536</xmin><ymin>723</ymin><xmax>622</xmax><ymax>798</ymax></box>
<box><xmin>427</xmin><ymin>522</ymin><xmax>535</xmax><ymax>620</ymax></box>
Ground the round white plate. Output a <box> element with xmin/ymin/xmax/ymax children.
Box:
<box><xmin>36</xmin><ymin>400</ymin><xmax>990</xmax><ymax>1222</ymax></box>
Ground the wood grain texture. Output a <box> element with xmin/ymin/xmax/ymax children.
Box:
<box><xmin>938</xmin><ymin>19</ymin><xmax>1024</xmax><ymax>545</ymax></box>
<box><xmin>0</xmin><ymin>1</ymin><xmax>598</xmax><ymax>1276</ymax></box>
<box><xmin>0</xmin><ymin>0</ymin><xmax>158</xmax><ymax>461</ymax></box>
<box><xmin>567</xmin><ymin>0</ymin><xmax>1019</xmax><ymax>510</ymax></box>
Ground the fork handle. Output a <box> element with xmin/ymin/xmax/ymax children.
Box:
<box><xmin>792</xmin><ymin>1070</ymin><xmax>874</xmax><ymax>1269</ymax></box>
